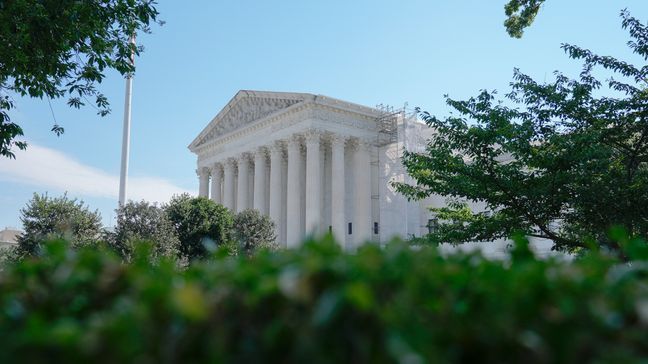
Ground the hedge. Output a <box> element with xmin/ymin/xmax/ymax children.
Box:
<box><xmin>0</xmin><ymin>235</ymin><xmax>646</xmax><ymax>363</ymax></box>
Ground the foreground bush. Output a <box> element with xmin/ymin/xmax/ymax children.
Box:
<box><xmin>0</xmin><ymin>236</ymin><xmax>645</xmax><ymax>363</ymax></box>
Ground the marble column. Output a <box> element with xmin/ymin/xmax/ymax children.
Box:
<box><xmin>210</xmin><ymin>164</ymin><xmax>222</xmax><ymax>204</ymax></box>
<box><xmin>253</xmin><ymin>147</ymin><xmax>267</xmax><ymax>213</ymax></box>
<box><xmin>237</xmin><ymin>153</ymin><xmax>251</xmax><ymax>213</ymax></box>
<box><xmin>353</xmin><ymin>139</ymin><xmax>372</xmax><ymax>248</ymax></box>
<box><xmin>198</xmin><ymin>168</ymin><xmax>209</xmax><ymax>198</ymax></box>
<box><xmin>286</xmin><ymin>136</ymin><xmax>302</xmax><ymax>248</ymax></box>
<box><xmin>223</xmin><ymin>158</ymin><xmax>236</xmax><ymax>211</ymax></box>
<box><xmin>330</xmin><ymin>135</ymin><xmax>346</xmax><ymax>245</ymax></box>
<box><xmin>305</xmin><ymin>131</ymin><xmax>322</xmax><ymax>235</ymax></box>
<box><xmin>269</xmin><ymin>142</ymin><xmax>283</xmax><ymax>241</ymax></box>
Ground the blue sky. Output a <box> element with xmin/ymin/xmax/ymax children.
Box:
<box><xmin>1</xmin><ymin>0</ymin><xmax>647</xmax><ymax>229</ymax></box>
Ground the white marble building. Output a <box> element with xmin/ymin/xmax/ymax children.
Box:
<box><xmin>189</xmin><ymin>90</ymin><xmax>441</xmax><ymax>250</ymax></box>
<box><xmin>189</xmin><ymin>90</ymin><xmax>555</xmax><ymax>256</ymax></box>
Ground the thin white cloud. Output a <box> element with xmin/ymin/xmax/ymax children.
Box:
<box><xmin>0</xmin><ymin>143</ymin><xmax>193</xmax><ymax>203</ymax></box>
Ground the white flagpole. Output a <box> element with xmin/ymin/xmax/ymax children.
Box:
<box><xmin>118</xmin><ymin>34</ymin><xmax>135</xmax><ymax>206</ymax></box>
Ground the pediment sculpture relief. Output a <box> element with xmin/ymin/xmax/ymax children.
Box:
<box><xmin>196</xmin><ymin>97</ymin><xmax>302</xmax><ymax>147</ymax></box>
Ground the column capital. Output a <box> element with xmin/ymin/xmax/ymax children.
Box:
<box><xmin>254</xmin><ymin>146</ymin><xmax>269</xmax><ymax>159</ymax></box>
<box><xmin>238</xmin><ymin>152</ymin><xmax>252</xmax><ymax>163</ymax></box>
<box><xmin>330</xmin><ymin>134</ymin><xmax>349</xmax><ymax>147</ymax></box>
<box><xmin>196</xmin><ymin>167</ymin><xmax>210</xmax><ymax>177</ymax></box>
<box><xmin>304</xmin><ymin>129</ymin><xmax>324</xmax><ymax>145</ymax></box>
<box><xmin>211</xmin><ymin>162</ymin><xmax>222</xmax><ymax>174</ymax></box>
<box><xmin>223</xmin><ymin>157</ymin><xmax>237</xmax><ymax>169</ymax></box>
<box><xmin>269</xmin><ymin>140</ymin><xmax>285</xmax><ymax>154</ymax></box>
<box><xmin>286</xmin><ymin>134</ymin><xmax>303</xmax><ymax>149</ymax></box>
<box><xmin>351</xmin><ymin>138</ymin><xmax>372</xmax><ymax>151</ymax></box>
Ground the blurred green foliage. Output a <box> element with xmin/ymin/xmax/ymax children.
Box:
<box><xmin>0</xmin><ymin>235</ymin><xmax>645</xmax><ymax>363</ymax></box>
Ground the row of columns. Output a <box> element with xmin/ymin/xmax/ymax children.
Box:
<box><xmin>197</xmin><ymin>132</ymin><xmax>373</xmax><ymax>248</ymax></box>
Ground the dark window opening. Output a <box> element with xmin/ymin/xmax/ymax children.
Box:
<box><xmin>427</xmin><ymin>217</ymin><xmax>439</xmax><ymax>235</ymax></box>
<box><xmin>373</xmin><ymin>222</ymin><xmax>379</xmax><ymax>234</ymax></box>
<box><xmin>348</xmin><ymin>222</ymin><xmax>352</xmax><ymax>235</ymax></box>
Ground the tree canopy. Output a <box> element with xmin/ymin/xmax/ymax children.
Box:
<box><xmin>16</xmin><ymin>193</ymin><xmax>102</xmax><ymax>256</ymax></box>
<box><xmin>0</xmin><ymin>0</ymin><xmax>160</xmax><ymax>158</ymax></box>
<box><xmin>109</xmin><ymin>200</ymin><xmax>179</xmax><ymax>261</ymax></box>
<box><xmin>504</xmin><ymin>0</ymin><xmax>545</xmax><ymax>38</ymax></box>
<box><xmin>233</xmin><ymin>209</ymin><xmax>278</xmax><ymax>256</ymax></box>
<box><xmin>165</xmin><ymin>194</ymin><xmax>234</xmax><ymax>260</ymax></box>
<box><xmin>396</xmin><ymin>11</ymin><xmax>648</xmax><ymax>254</ymax></box>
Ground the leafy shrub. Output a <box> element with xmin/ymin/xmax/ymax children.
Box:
<box><xmin>233</xmin><ymin>208</ymin><xmax>278</xmax><ymax>255</ymax></box>
<box><xmin>109</xmin><ymin>200</ymin><xmax>180</xmax><ymax>261</ymax></box>
<box><xmin>15</xmin><ymin>193</ymin><xmax>102</xmax><ymax>257</ymax></box>
<box><xmin>165</xmin><ymin>194</ymin><xmax>233</xmax><ymax>260</ymax></box>
<box><xmin>0</xmin><ymin>235</ymin><xmax>645</xmax><ymax>362</ymax></box>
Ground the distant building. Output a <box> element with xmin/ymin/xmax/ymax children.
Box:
<box><xmin>0</xmin><ymin>227</ymin><xmax>21</xmax><ymax>249</ymax></box>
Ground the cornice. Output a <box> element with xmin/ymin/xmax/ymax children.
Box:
<box><xmin>310</xmin><ymin>95</ymin><xmax>382</xmax><ymax>119</ymax></box>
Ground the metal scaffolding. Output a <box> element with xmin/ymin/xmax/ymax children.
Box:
<box><xmin>374</xmin><ymin>103</ymin><xmax>400</xmax><ymax>146</ymax></box>
<box><xmin>374</xmin><ymin>102</ymin><xmax>418</xmax><ymax>146</ymax></box>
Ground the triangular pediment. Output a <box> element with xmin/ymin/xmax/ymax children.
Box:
<box><xmin>189</xmin><ymin>90</ymin><xmax>311</xmax><ymax>150</ymax></box>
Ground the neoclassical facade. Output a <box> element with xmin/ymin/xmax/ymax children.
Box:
<box><xmin>189</xmin><ymin>90</ymin><xmax>439</xmax><ymax>250</ymax></box>
<box><xmin>190</xmin><ymin>90</ymin><xmax>557</xmax><ymax>258</ymax></box>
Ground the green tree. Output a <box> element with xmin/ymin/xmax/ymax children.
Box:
<box><xmin>165</xmin><ymin>194</ymin><xmax>233</xmax><ymax>260</ymax></box>
<box><xmin>110</xmin><ymin>200</ymin><xmax>179</xmax><ymax>261</ymax></box>
<box><xmin>233</xmin><ymin>208</ymin><xmax>278</xmax><ymax>256</ymax></box>
<box><xmin>396</xmin><ymin>11</ymin><xmax>648</xmax><ymax>253</ymax></box>
<box><xmin>16</xmin><ymin>193</ymin><xmax>102</xmax><ymax>255</ymax></box>
<box><xmin>0</xmin><ymin>0</ymin><xmax>160</xmax><ymax>158</ymax></box>
<box><xmin>504</xmin><ymin>0</ymin><xmax>545</xmax><ymax>38</ymax></box>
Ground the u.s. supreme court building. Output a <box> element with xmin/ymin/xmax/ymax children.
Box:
<box><xmin>190</xmin><ymin>90</ymin><xmax>537</xmax><ymax>256</ymax></box>
<box><xmin>189</xmin><ymin>90</ymin><xmax>445</xmax><ymax>250</ymax></box>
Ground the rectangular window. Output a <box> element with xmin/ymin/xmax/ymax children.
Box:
<box><xmin>427</xmin><ymin>218</ymin><xmax>439</xmax><ymax>235</ymax></box>
<box><xmin>373</xmin><ymin>222</ymin><xmax>379</xmax><ymax>234</ymax></box>
<box><xmin>348</xmin><ymin>222</ymin><xmax>352</xmax><ymax>235</ymax></box>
